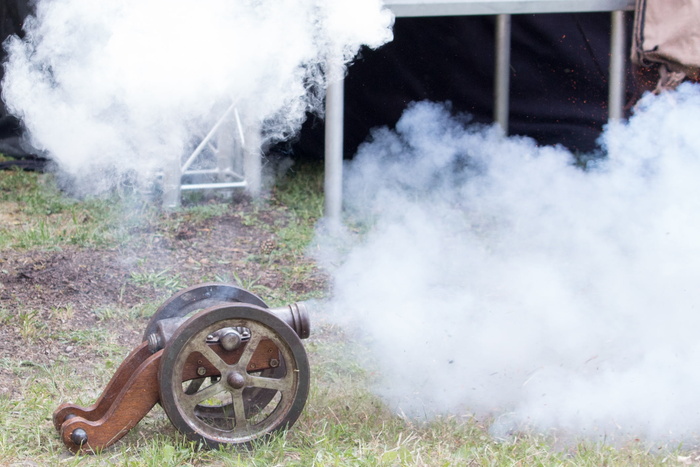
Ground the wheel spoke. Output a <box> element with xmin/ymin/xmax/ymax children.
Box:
<box><xmin>237</xmin><ymin>332</ymin><xmax>262</xmax><ymax>369</ymax></box>
<box><xmin>184</xmin><ymin>378</ymin><xmax>205</xmax><ymax>395</ymax></box>
<box><xmin>231</xmin><ymin>391</ymin><xmax>248</xmax><ymax>429</ymax></box>
<box><xmin>191</xmin><ymin>338</ymin><xmax>229</xmax><ymax>374</ymax></box>
<box><xmin>181</xmin><ymin>379</ymin><xmax>224</xmax><ymax>412</ymax></box>
<box><xmin>247</xmin><ymin>374</ymin><xmax>290</xmax><ymax>392</ymax></box>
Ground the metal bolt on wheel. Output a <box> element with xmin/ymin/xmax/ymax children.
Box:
<box><xmin>158</xmin><ymin>304</ymin><xmax>310</xmax><ymax>448</ymax></box>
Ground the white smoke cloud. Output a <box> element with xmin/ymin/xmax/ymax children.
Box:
<box><xmin>319</xmin><ymin>84</ymin><xmax>700</xmax><ymax>445</ymax></box>
<box><xmin>2</xmin><ymin>0</ymin><xmax>393</xmax><ymax>193</ymax></box>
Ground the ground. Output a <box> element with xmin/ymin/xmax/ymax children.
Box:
<box><xmin>3</xmin><ymin>169</ymin><xmax>692</xmax><ymax>465</ymax></box>
<box><xmin>0</xmin><ymin>194</ymin><xmax>327</xmax><ymax>403</ymax></box>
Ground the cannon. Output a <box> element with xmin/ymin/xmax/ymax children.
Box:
<box><xmin>53</xmin><ymin>283</ymin><xmax>311</xmax><ymax>454</ymax></box>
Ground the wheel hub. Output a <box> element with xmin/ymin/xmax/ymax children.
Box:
<box><xmin>227</xmin><ymin>371</ymin><xmax>246</xmax><ymax>389</ymax></box>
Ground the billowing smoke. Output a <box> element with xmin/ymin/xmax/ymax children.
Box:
<box><xmin>318</xmin><ymin>83</ymin><xmax>700</xmax><ymax>445</ymax></box>
<box><xmin>2</xmin><ymin>0</ymin><xmax>393</xmax><ymax>194</ymax></box>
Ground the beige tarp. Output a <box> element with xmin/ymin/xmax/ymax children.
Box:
<box><xmin>632</xmin><ymin>0</ymin><xmax>700</xmax><ymax>92</ymax></box>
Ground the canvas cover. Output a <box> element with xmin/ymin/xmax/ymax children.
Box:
<box><xmin>632</xmin><ymin>0</ymin><xmax>700</xmax><ymax>92</ymax></box>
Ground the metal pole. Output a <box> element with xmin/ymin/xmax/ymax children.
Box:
<box><xmin>162</xmin><ymin>156</ymin><xmax>182</xmax><ymax>209</ymax></box>
<box><xmin>608</xmin><ymin>10</ymin><xmax>626</xmax><ymax>122</ymax></box>
<box><xmin>243</xmin><ymin>117</ymin><xmax>262</xmax><ymax>196</ymax></box>
<box><xmin>324</xmin><ymin>75</ymin><xmax>345</xmax><ymax>226</ymax></box>
<box><xmin>494</xmin><ymin>14</ymin><xmax>511</xmax><ymax>133</ymax></box>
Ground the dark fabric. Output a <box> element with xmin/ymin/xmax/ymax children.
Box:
<box><xmin>290</xmin><ymin>12</ymin><xmax>638</xmax><ymax>159</ymax></box>
<box><xmin>1</xmin><ymin>0</ymin><xmax>32</xmax><ymax>119</ymax></box>
<box><xmin>0</xmin><ymin>0</ymin><xmax>43</xmax><ymax>166</ymax></box>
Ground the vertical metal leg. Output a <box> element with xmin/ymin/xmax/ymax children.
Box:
<box><xmin>162</xmin><ymin>156</ymin><xmax>182</xmax><ymax>209</ymax></box>
<box><xmin>324</xmin><ymin>76</ymin><xmax>345</xmax><ymax>226</ymax></box>
<box><xmin>216</xmin><ymin>114</ymin><xmax>236</xmax><ymax>183</ymax></box>
<box><xmin>609</xmin><ymin>10</ymin><xmax>627</xmax><ymax>122</ymax></box>
<box><xmin>494</xmin><ymin>14</ymin><xmax>512</xmax><ymax>134</ymax></box>
<box><xmin>243</xmin><ymin>119</ymin><xmax>262</xmax><ymax>197</ymax></box>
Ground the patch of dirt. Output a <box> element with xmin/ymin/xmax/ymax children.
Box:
<box><xmin>0</xmin><ymin>201</ymin><xmax>24</xmax><ymax>226</ymax></box>
<box><xmin>0</xmin><ymin>198</ymin><xmax>328</xmax><ymax>399</ymax></box>
<box><xmin>1</xmin><ymin>249</ymin><xmax>152</xmax><ymax>311</ymax></box>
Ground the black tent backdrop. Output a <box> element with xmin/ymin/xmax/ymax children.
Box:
<box><xmin>290</xmin><ymin>13</ymin><xmax>637</xmax><ymax>160</ymax></box>
<box><xmin>0</xmin><ymin>0</ymin><xmax>35</xmax><ymax>165</ymax></box>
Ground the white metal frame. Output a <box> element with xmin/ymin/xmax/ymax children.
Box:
<box><xmin>323</xmin><ymin>0</ymin><xmax>635</xmax><ymax>222</ymax></box>
<box><xmin>162</xmin><ymin>104</ymin><xmax>262</xmax><ymax>209</ymax></box>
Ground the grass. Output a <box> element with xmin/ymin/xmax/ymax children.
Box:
<box><xmin>129</xmin><ymin>268</ymin><xmax>187</xmax><ymax>293</ymax></box>
<box><xmin>0</xmin><ymin>168</ymin><xmax>133</xmax><ymax>250</ymax></box>
<box><xmin>0</xmin><ymin>163</ymin><xmax>698</xmax><ymax>465</ymax></box>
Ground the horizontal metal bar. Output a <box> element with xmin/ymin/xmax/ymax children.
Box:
<box><xmin>385</xmin><ymin>0</ymin><xmax>634</xmax><ymax>17</ymax></box>
<box><xmin>180</xmin><ymin>181</ymin><xmax>248</xmax><ymax>191</ymax></box>
<box><xmin>183</xmin><ymin>168</ymin><xmax>244</xmax><ymax>179</ymax></box>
